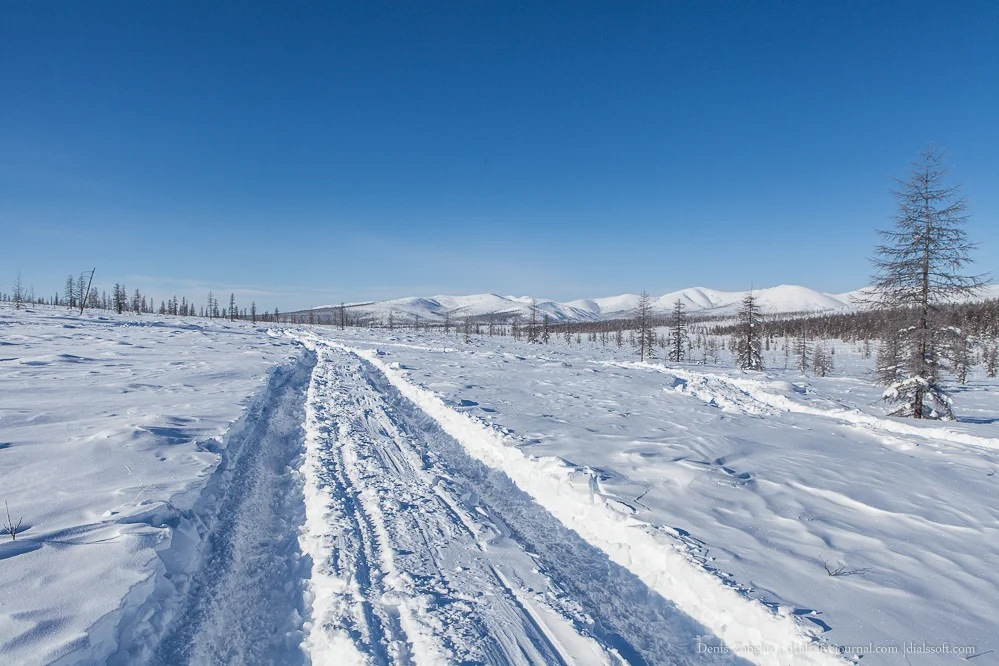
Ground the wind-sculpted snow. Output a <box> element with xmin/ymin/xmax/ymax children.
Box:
<box><xmin>618</xmin><ymin>360</ymin><xmax>999</xmax><ymax>453</ymax></box>
<box><xmin>0</xmin><ymin>307</ymin><xmax>301</xmax><ymax>664</ymax></box>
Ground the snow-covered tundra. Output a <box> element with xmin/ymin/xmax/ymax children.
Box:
<box><xmin>1</xmin><ymin>306</ymin><xmax>995</xmax><ymax>664</ymax></box>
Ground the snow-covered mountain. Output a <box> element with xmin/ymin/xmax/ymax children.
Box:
<box><xmin>565</xmin><ymin>285</ymin><xmax>864</xmax><ymax>318</ymax></box>
<box><xmin>308</xmin><ymin>284</ymin><xmax>999</xmax><ymax>324</ymax></box>
<box><xmin>308</xmin><ymin>285</ymin><xmax>865</xmax><ymax>323</ymax></box>
<box><xmin>311</xmin><ymin>293</ymin><xmax>601</xmax><ymax>324</ymax></box>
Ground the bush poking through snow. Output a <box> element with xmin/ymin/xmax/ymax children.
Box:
<box><xmin>3</xmin><ymin>499</ymin><xmax>23</xmax><ymax>541</ymax></box>
<box><xmin>821</xmin><ymin>558</ymin><xmax>847</xmax><ymax>577</ymax></box>
<box><xmin>882</xmin><ymin>375</ymin><xmax>955</xmax><ymax>420</ymax></box>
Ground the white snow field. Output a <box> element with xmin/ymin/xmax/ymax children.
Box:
<box><xmin>0</xmin><ymin>306</ymin><xmax>306</xmax><ymax>665</ymax></box>
<box><xmin>2</xmin><ymin>305</ymin><xmax>997</xmax><ymax>664</ymax></box>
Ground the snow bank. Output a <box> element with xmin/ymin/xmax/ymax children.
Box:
<box><xmin>0</xmin><ymin>308</ymin><xmax>300</xmax><ymax>664</ymax></box>
<box><xmin>624</xmin><ymin>360</ymin><xmax>999</xmax><ymax>452</ymax></box>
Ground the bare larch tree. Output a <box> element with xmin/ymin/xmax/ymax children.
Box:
<box><xmin>668</xmin><ymin>299</ymin><xmax>688</xmax><ymax>362</ymax></box>
<box><xmin>735</xmin><ymin>291</ymin><xmax>764</xmax><ymax>370</ymax></box>
<box><xmin>635</xmin><ymin>290</ymin><xmax>655</xmax><ymax>361</ymax></box>
<box><xmin>12</xmin><ymin>271</ymin><xmax>25</xmax><ymax>310</ymax></box>
<box><xmin>527</xmin><ymin>300</ymin><xmax>540</xmax><ymax>343</ymax></box>
<box><xmin>812</xmin><ymin>342</ymin><xmax>833</xmax><ymax>377</ymax></box>
<box><xmin>794</xmin><ymin>331</ymin><xmax>811</xmax><ymax>373</ymax></box>
<box><xmin>870</xmin><ymin>148</ymin><xmax>987</xmax><ymax>419</ymax></box>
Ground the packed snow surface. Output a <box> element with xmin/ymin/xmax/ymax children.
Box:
<box><xmin>2</xmin><ymin>304</ymin><xmax>997</xmax><ymax>664</ymax></box>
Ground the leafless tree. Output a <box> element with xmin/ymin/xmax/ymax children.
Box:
<box><xmin>869</xmin><ymin>148</ymin><xmax>988</xmax><ymax>418</ymax></box>
<box><xmin>65</xmin><ymin>275</ymin><xmax>77</xmax><ymax>309</ymax></box>
<box><xmin>12</xmin><ymin>271</ymin><xmax>25</xmax><ymax>310</ymax></box>
<box><xmin>668</xmin><ymin>299</ymin><xmax>688</xmax><ymax>362</ymax></box>
<box><xmin>794</xmin><ymin>331</ymin><xmax>811</xmax><ymax>373</ymax></box>
<box><xmin>3</xmin><ymin>500</ymin><xmax>23</xmax><ymax>541</ymax></box>
<box><xmin>635</xmin><ymin>291</ymin><xmax>655</xmax><ymax>361</ymax></box>
<box><xmin>735</xmin><ymin>292</ymin><xmax>764</xmax><ymax>370</ymax></box>
<box><xmin>950</xmin><ymin>332</ymin><xmax>974</xmax><ymax>385</ymax></box>
<box><xmin>985</xmin><ymin>340</ymin><xmax>998</xmax><ymax>379</ymax></box>
<box><xmin>113</xmin><ymin>283</ymin><xmax>127</xmax><ymax>314</ymax></box>
<box><xmin>527</xmin><ymin>300</ymin><xmax>540</xmax><ymax>343</ymax></box>
<box><xmin>812</xmin><ymin>342</ymin><xmax>833</xmax><ymax>377</ymax></box>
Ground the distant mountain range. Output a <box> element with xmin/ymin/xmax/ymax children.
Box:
<box><xmin>304</xmin><ymin>284</ymin><xmax>999</xmax><ymax>324</ymax></box>
<box><xmin>302</xmin><ymin>285</ymin><xmax>833</xmax><ymax>323</ymax></box>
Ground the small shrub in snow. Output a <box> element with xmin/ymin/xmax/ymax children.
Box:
<box><xmin>821</xmin><ymin>559</ymin><xmax>847</xmax><ymax>577</ymax></box>
<box><xmin>4</xmin><ymin>500</ymin><xmax>23</xmax><ymax>541</ymax></box>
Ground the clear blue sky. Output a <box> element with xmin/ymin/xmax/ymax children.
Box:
<box><xmin>2</xmin><ymin>1</ymin><xmax>997</xmax><ymax>311</ymax></box>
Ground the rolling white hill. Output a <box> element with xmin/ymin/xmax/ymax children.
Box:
<box><xmin>309</xmin><ymin>285</ymin><xmax>866</xmax><ymax>323</ymax></box>
<box><xmin>308</xmin><ymin>284</ymin><xmax>999</xmax><ymax>324</ymax></box>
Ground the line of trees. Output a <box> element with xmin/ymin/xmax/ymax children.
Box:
<box><xmin>2</xmin><ymin>276</ymin><xmax>276</xmax><ymax>325</ymax></box>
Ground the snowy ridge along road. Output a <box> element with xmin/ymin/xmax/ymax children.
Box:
<box><xmin>612</xmin><ymin>360</ymin><xmax>999</xmax><ymax>454</ymax></box>
<box><xmin>105</xmin><ymin>351</ymin><xmax>316</xmax><ymax>666</ymax></box>
<box><xmin>290</xmin><ymin>332</ymin><xmax>844</xmax><ymax>665</ymax></box>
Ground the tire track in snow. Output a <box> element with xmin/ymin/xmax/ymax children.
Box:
<box><xmin>297</xmin><ymin>335</ymin><xmax>844</xmax><ymax>666</ymax></box>
<box><xmin>301</xmin><ymin>345</ymin><xmax>621</xmax><ymax>665</ymax></box>
<box><xmin>615</xmin><ymin>360</ymin><xmax>999</xmax><ymax>453</ymax></box>
<box><xmin>300</xmin><ymin>352</ymin><xmax>404</xmax><ymax>664</ymax></box>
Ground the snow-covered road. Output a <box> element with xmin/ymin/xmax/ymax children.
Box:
<box><xmin>298</xmin><ymin>340</ymin><xmax>743</xmax><ymax>665</ymax></box>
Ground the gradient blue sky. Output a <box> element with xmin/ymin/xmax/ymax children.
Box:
<box><xmin>2</xmin><ymin>1</ymin><xmax>997</xmax><ymax>311</ymax></box>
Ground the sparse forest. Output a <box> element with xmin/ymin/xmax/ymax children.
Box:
<box><xmin>3</xmin><ymin>151</ymin><xmax>991</xmax><ymax>423</ymax></box>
